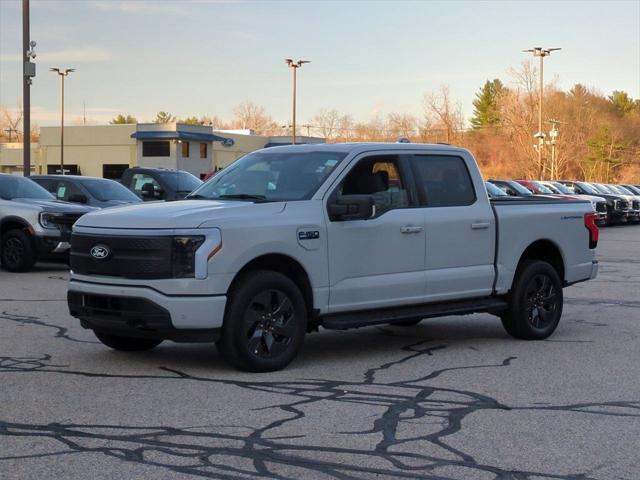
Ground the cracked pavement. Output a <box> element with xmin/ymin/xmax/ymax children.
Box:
<box><xmin>1</xmin><ymin>226</ymin><xmax>639</xmax><ymax>479</ymax></box>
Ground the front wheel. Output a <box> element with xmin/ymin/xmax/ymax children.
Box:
<box><xmin>94</xmin><ymin>332</ymin><xmax>163</xmax><ymax>351</ymax></box>
<box><xmin>1</xmin><ymin>229</ymin><xmax>37</xmax><ymax>272</ymax></box>
<box><xmin>501</xmin><ymin>260</ymin><xmax>563</xmax><ymax>340</ymax></box>
<box><xmin>217</xmin><ymin>270</ymin><xmax>307</xmax><ymax>372</ymax></box>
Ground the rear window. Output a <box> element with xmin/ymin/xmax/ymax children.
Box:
<box><xmin>411</xmin><ymin>155</ymin><xmax>476</xmax><ymax>207</ymax></box>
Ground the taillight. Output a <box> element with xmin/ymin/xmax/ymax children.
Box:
<box><xmin>584</xmin><ymin>212</ymin><xmax>599</xmax><ymax>249</ymax></box>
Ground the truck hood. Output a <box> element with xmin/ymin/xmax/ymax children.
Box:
<box><xmin>76</xmin><ymin>199</ymin><xmax>286</xmax><ymax>229</ymax></box>
<box><xmin>11</xmin><ymin>197</ymin><xmax>96</xmax><ymax>214</ymax></box>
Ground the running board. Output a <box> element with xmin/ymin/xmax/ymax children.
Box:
<box><xmin>321</xmin><ymin>297</ymin><xmax>508</xmax><ymax>330</ymax></box>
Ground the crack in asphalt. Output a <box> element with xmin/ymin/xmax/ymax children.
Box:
<box><xmin>0</xmin><ymin>349</ymin><xmax>637</xmax><ymax>480</ymax></box>
<box><xmin>0</xmin><ymin>311</ymin><xmax>97</xmax><ymax>344</ymax></box>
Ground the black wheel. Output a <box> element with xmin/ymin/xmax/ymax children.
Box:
<box><xmin>392</xmin><ymin>317</ymin><xmax>423</xmax><ymax>326</ymax></box>
<box><xmin>217</xmin><ymin>270</ymin><xmax>307</xmax><ymax>372</ymax></box>
<box><xmin>501</xmin><ymin>260</ymin><xmax>563</xmax><ymax>340</ymax></box>
<box><xmin>1</xmin><ymin>229</ymin><xmax>37</xmax><ymax>272</ymax></box>
<box><xmin>94</xmin><ymin>332</ymin><xmax>163</xmax><ymax>351</ymax></box>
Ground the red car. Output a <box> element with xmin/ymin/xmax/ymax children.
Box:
<box><xmin>514</xmin><ymin>179</ymin><xmax>575</xmax><ymax>199</ymax></box>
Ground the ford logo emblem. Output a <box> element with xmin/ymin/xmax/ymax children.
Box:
<box><xmin>90</xmin><ymin>244</ymin><xmax>111</xmax><ymax>260</ymax></box>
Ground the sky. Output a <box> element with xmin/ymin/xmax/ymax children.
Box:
<box><xmin>0</xmin><ymin>0</ymin><xmax>639</xmax><ymax>127</ymax></box>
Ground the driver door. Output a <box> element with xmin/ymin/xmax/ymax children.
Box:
<box><xmin>325</xmin><ymin>154</ymin><xmax>426</xmax><ymax>312</ymax></box>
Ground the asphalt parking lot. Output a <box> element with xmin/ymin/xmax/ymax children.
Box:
<box><xmin>1</xmin><ymin>226</ymin><xmax>639</xmax><ymax>480</ymax></box>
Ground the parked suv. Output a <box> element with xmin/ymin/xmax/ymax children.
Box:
<box><xmin>0</xmin><ymin>174</ymin><xmax>95</xmax><ymax>272</ymax></box>
<box><xmin>120</xmin><ymin>167</ymin><xmax>203</xmax><ymax>201</ymax></box>
<box><xmin>31</xmin><ymin>175</ymin><xmax>142</xmax><ymax>208</ymax></box>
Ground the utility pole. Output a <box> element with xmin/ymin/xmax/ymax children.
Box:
<box><xmin>523</xmin><ymin>47</ymin><xmax>561</xmax><ymax>179</ymax></box>
<box><xmin>22</xmin><ymin>0</ymin><xmax>37</xmax><ymax>176</ymax></box>
<box><xmin>285</xmin><ymin>59</ymin><xmax>310</xmax><ymax>145</ymax></box>
<box><xmin>546</xmin><ymin>119</ymin><xmax>561</xmax><ymax>179</ymax></box>
<box><xmin>50</xmin><ymin>67</ymin><xmax>75</xmax><ymax>175</ymax></box>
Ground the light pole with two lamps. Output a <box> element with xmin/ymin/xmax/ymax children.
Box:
<box><xmin>284</xmin><ymin>59</ymin><xmax>310</xmax><ymax>145</ymax></box>
<box><xmin>50</xmin><ymin>67</ymin><xmax>75</xmax><ymax>175</ymax></box>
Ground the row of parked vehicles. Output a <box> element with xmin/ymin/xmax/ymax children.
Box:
<box><xmin>485</xmin><ymin>179</ymin><xmax>640</xmax><ymax>227</ymax></box>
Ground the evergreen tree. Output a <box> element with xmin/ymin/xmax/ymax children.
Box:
<box><xmin>470</xmin><ymin>79</ymin><xmax>505</xmax><ymax>129</ymax></box>
<box><xmin>608</xmin><ymin>91</ymin><xmax>636</xmax><ymax>116</ymax></box>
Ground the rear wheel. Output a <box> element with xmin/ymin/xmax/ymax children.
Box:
<box><xmin>94</xmin><ymin>332</ymin><xmax>163</xmax><ymax>351</ymax></box>
<box><xmin>501</xmin><ymin>260</ymin><xmax>563</xmax><ymax>340</ymax></box>
<box><xmin>217</xmin><ymin>270</ymin><xmax>307</xmax><ymax>372</ymax></box>
<box><xmin>1</xmin><ymin>229</ymin><xmax>37</xmax><ymax>272</ymax></box>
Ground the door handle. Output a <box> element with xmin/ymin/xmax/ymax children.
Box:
<box><xmin>401</xmin><ymin>225</ymin><xmax>423</xmax><ymax>234</ymax></box>
<box><xmin>471</xmin><ymin>222</ymin><xmax>490</xmax><ymax>230</ymax></box>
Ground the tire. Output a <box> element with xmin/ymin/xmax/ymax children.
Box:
<box><xmin>94</xmin><ymin>332</ymin><xmax>163</xmax><ymax>351</ymax></box>
<box><xmin>392</xmin><ymin>317</ymin><xmax>423</xmax><ymax>326</ymax></box>
<box><xmin>217</xmin><ymin>270</ymin><xmax>307</xmax><ymax>372</ymax></box>
<box><xmin>1</xmin><ymin>229</ymin><xmax>37</xmax><ymax>272</ymax></box>
<box><xmin>501</xmin><ymin>260</ymin><xmax>563</xmax><ymax>340</ymax></box>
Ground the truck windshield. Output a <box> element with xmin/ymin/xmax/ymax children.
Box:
<box><xmin>506</xmin><ymin>181</ymin><xmax>533</xmax><ymax>196</ymax></box>
<box><xmin>81</xmin><ymin>178</ymin><xmax>141</xmax><ymax>202</ymax></box>
<box><xmin>593</xmin><ymin>184</ymin><xmax>613</xmax><ymax>194</ymax></box>
<box><xmin>532</xmin><ymin>181</ymin><xmax>554</xmax><ymax>194</ymax></box>
<box><xmin>485</xmin><ymin>182</ymin><xmax>507</xmax><ymax>197</ymax></box>
<box><xmin>551</xmin><ymin>182</ymin><xmax>572</xmax><ymax>194</ymax></box>
<box><xmin>576</xmin><ymin>182</ymin><xmax>600</xmax><ymax>195</ymax></box>
<box><xmin>0</xmin><ymin>175</ymin><xmax>55</xmax><ymax>201</ymax></box>
<box><xmin>188</xmin><ymin>150</ymin><xmax>347</xmax><ymax>202</ymax></box>
<box><xmin>158</xmin><ymin>171</ymin><xmax>203</xmax><ymax>193</ymax></box>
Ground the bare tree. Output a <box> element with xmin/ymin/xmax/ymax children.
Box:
<box><xmin>1</xmin><ymin>103</ymin><xmax>23</xmax><ymax>142</ymax></box>
<box><xmin>231</xmin><ymin>101</ymin><xmax>277</xmax><ymax>134</ymax></box>
<box><xmin>423</xmin><ymin>86</ymin><xmax>464</xmax><ymax>143</ymax></box>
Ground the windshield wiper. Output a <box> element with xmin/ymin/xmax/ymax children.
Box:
<box><xmin>218</xmin><ymin>194</ymin><xmax>269</xmax><ymax>202</ymax></box>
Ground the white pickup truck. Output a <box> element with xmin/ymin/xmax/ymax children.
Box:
<box><xmin>67</xmin><ymin>143</ymin><xmax>599</xmax><ymax>371</ymax></box>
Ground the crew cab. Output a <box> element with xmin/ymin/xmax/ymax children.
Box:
<box><xmin>0</xmin><ymin>174</ymin><xmax>95</xmax><ymax>272</ymax></box>
<box><xmin>120</xmin><ymin>167</ymin><xmax>203</xmax><ymax>201</ymax></box>
<box><xmin>67</xmin><ymin>144</ymin><xmax>599</xmax><ymax>372</ymax></box>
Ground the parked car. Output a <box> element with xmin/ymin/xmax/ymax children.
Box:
<box><xmin>120</xmin><ymin>167</ymin><xmax>203</xmax><ymax>201</ymax></box>
<box><xmin>539</xmin><ymin>181</ymin><xmax>607</xmax><ymax>225</ymax></box>
<box><xmin>484</xmin><ymin>181</ymin><xmax>509</xmax><ymax>198</ymax></box>
<box><xmin>68</xmin><ymin>143</ymin><xmax>599</xmax><ymax>372</ymax></box>
<box><xmin>514</xmin><ymin>179</ymin><xmax>559</xmax><ymax>196</ymax></box>
<box><xmin>622</xmin><ymin>184</ymin><xmax>640</xmax><ymax>196</ymax></box>
<box><xmin>31</xmin><ymin>175</ymin><xmax>142</xmax><ymax>208</ymax></box>
<box><xmin>559</xmin><ymin>181</ymin><xmax>630</xmax><ymax>225</ymax></box>
<box><xmin>488</xmin><ymin>179</ymin><xmax>534</xmax><ymax>196</ymax></box>
<box><xmin>0</xmin><ymin>174</ymin><xmax>95</xmax><ymax>272</ymax></box>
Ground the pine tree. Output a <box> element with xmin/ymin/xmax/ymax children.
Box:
<box><xmin>470</xmin><ymin>79</ymin><xmax>505</xmax><ymax>129</ymax></box>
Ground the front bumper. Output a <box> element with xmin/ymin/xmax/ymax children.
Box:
<box><xmin>68</xmin><ymin>279</ymin><xmax>226</xmax><ymax>341</ymax></box>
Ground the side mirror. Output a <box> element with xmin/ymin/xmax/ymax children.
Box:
<box><xmin>329</xmin><ymin>194</ymin><xmax>375</xmax><ymax>221</ymax></box>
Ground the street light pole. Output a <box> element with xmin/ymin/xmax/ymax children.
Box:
<box><xmin>50</xmin><ymin>68</ymin><xmax>74</xmax><ymax>175</ymax></box>
<box><xmin>22</xmin><ymin>0</ymin><xmax>37</xmax><ymax>176</ymax></box>
<box><xmin>523</xmin><ymin>47</ymin><xmax>561</xmax><ymax>179</ymax></box>
<box><xmin>285</xmin><ymin>59</ymin><xmax>310</xmax><ymax>145</ymax></box>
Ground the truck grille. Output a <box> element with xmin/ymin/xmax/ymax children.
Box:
<box><xmin>50</xmin><ymin>213</ymin><xmax>83</xmax><ymax>238</ymax></box>
<box><xmin>633</xmin><ymin>200</ymin><xmax>640</xmax><ymax>210</ymax></box>
<box><xmin>617</xmin><ymin>200</ymin><xmax>629</xmax><ymax>210</ymax></box>
<box><xmin>596</xmin><ymin>202</ymin><xmax>607</xmax><ymax>212</ymax></box>
<box><xmin>70</xmin><ymin>234</ymin><xmax>173</xmax><ymax>279</ymax></box>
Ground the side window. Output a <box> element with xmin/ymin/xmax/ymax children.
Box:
<box><xmin>338</xmin><ymin>155</ymin><xmax>409</xmax><ymax>216</ymax></box>
<box><xmin>130</xmin><ymin>173</ymin><xmax>161</xmax><ymax>196</ymax></box>
<box><xmin>412</xmin><ymin>155</ymin><xmax>476</xmax><ymax>207</ymax></box>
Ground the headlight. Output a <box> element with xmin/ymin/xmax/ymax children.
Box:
<box><xmin>39</xmin><ymin>212</ymin><xmax>63</xmax><ymax>229</ymax></box>
<box><xmin>172</xmin><ymin>236</ymin><xmax>205</xmax><ymax>278</ymax></box>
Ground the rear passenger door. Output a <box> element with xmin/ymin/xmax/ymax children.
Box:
<box><xmin>411</xmin><ymin>154</ymin><xmax>495</xmax><ymax>301</ymax></box>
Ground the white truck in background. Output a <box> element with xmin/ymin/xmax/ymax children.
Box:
<box><xmin>67</xmin><ymin>143</ymin><xmax>599</xmax><ymax>371</ymax></box>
